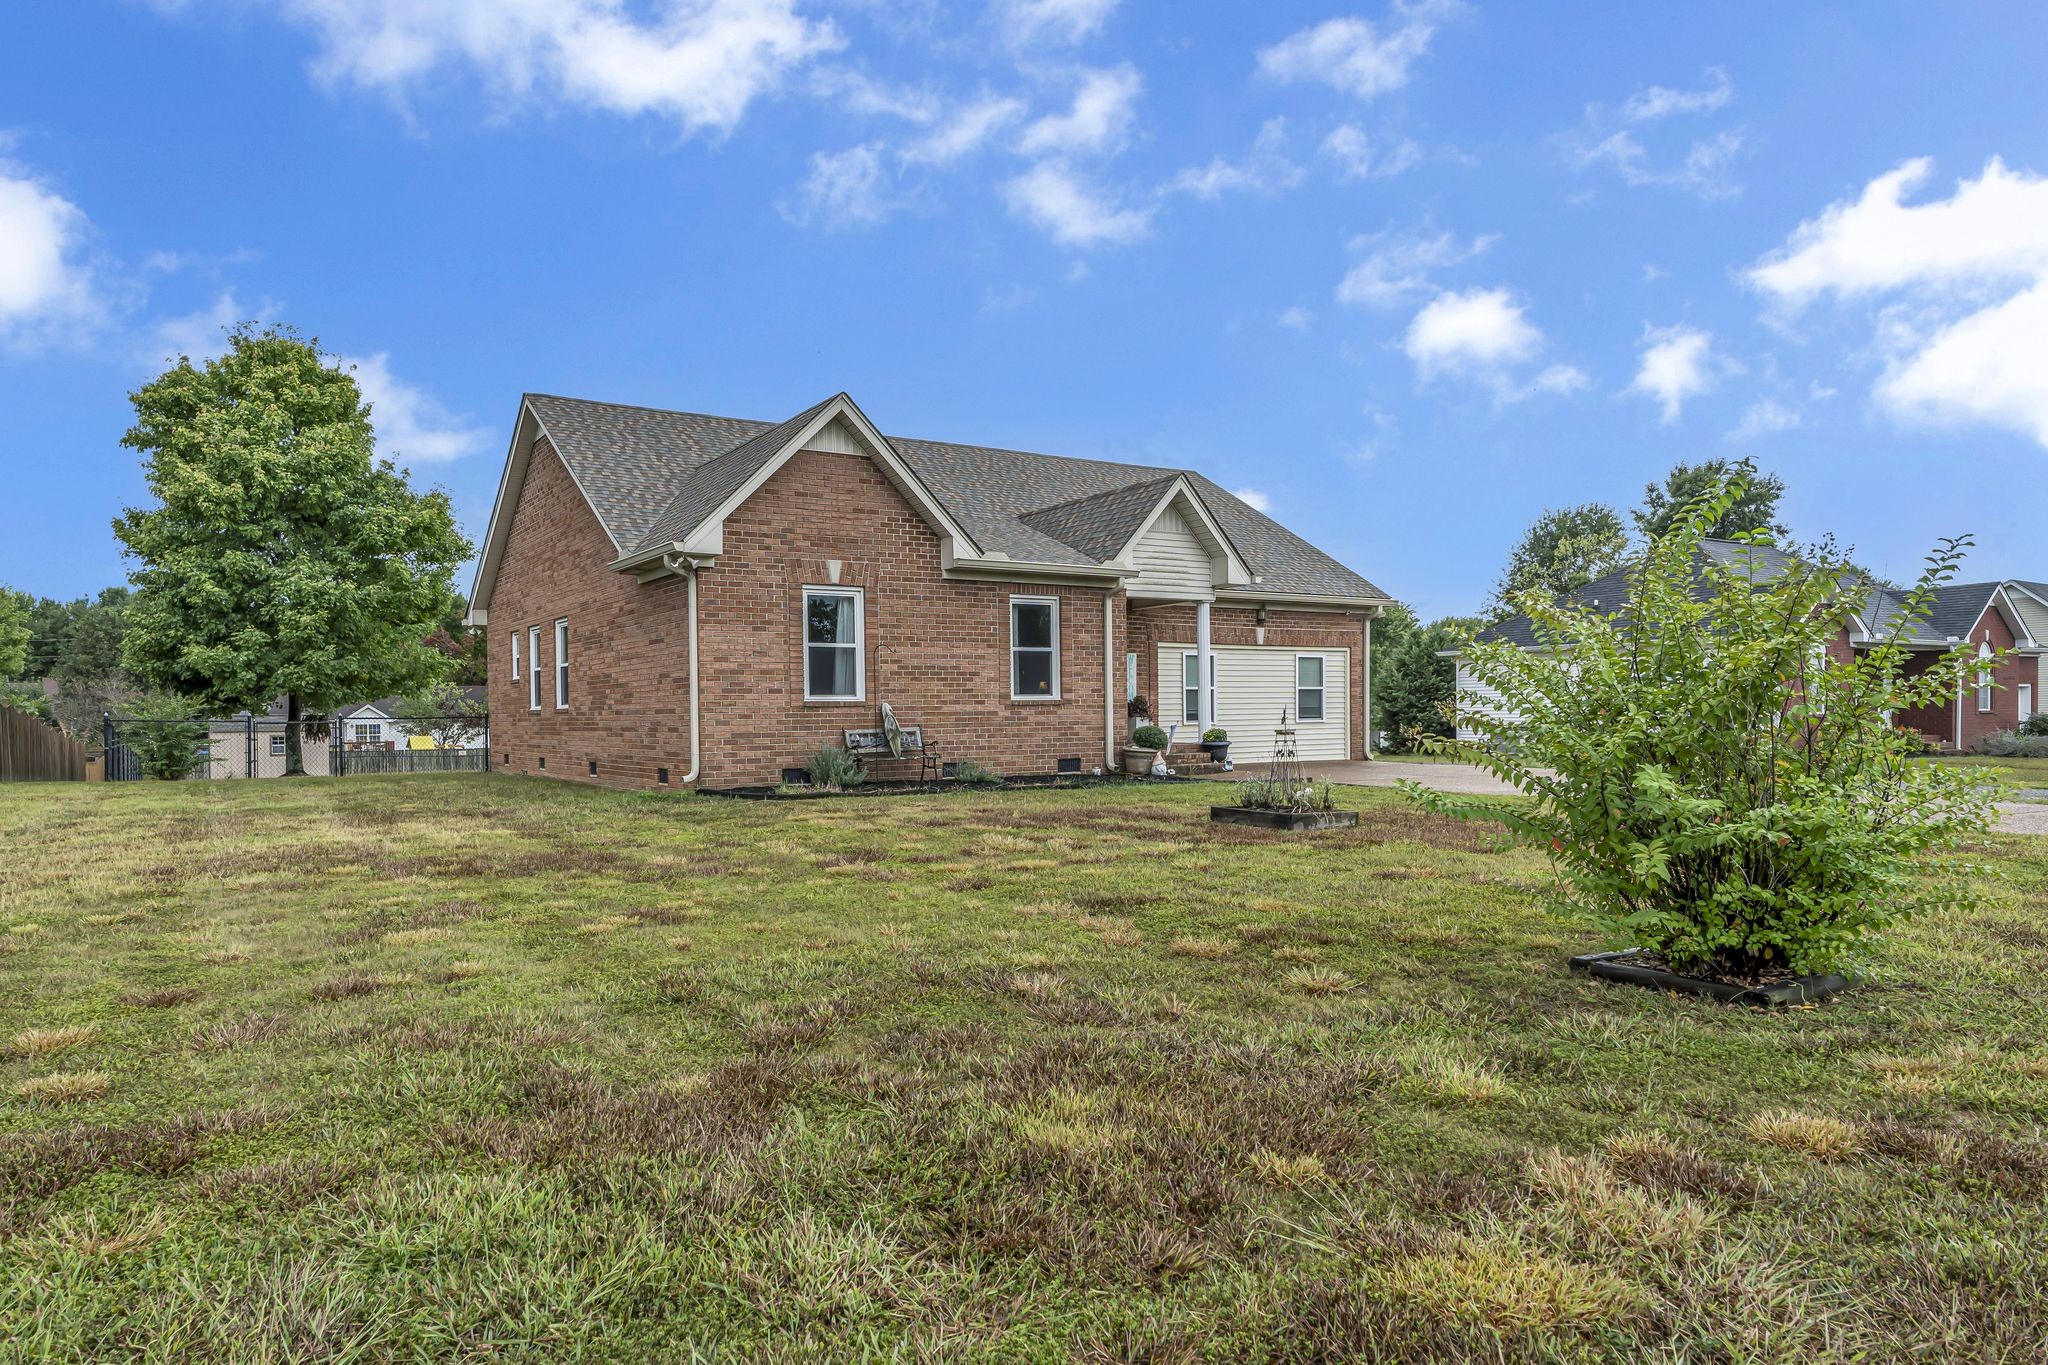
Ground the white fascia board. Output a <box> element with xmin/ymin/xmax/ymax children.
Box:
<box><xmin>1214</xmin><ymin>589</ymin><xmax>1388</xmax><ymax>611</ymax></box>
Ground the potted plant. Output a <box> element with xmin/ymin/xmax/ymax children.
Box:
<box><xmin>1123</xmin><ymin>723</ymin><xmax>1168</xmax><ymax>776</ymax></box>
<box><xmin>1199</xmin><ymin>727</ymin><xmax>1229</xmax><ymax>763</ymax></box>
<box><xmin>1126</xmin><ymin>694</ymin><xmax>1152</xmax><ymax>736</ymax></box>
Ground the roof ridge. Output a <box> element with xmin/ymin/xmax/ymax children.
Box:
<box><xmin>1017</xmin><ymin>470</ymin><xmax>1181</xmax><ymax>518</ymax></box>
<box><xmin>631</xmin><ymin>394</ymin><xmax>843</xmax><ymax>553</ymax></box>
<box><xmin>525</xmin><ymin>392</ymin><xmax>777</xmax><ymax>427</ymax></box>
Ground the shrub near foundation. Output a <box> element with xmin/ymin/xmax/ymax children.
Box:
<box><xmin>1408</xmin><ymin>471</ymin><xmax>1999</xmax><ymax>979</ymax></box>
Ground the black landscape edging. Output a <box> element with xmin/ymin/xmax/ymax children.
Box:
<box><xmin>699</xmin><ymin>774</ymin><xmax>1187</xmax><ymax>801</ymax></box>
<box><xmin>1568</xmin><ymin>950</ymin><xmax>1852</xmax><ymax>1007</ymax></box>
<box><xmin>1209</xmin><ymin>805</ymin><xmax>1361</xmax><ymax>831</ymax></box>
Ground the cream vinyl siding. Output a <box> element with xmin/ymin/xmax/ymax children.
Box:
<box><xmin>2008</xmin><ymin>589</ymin><xmax>2048</xmax><ymax>645</ymax></box>
<box><xmin>802</xmin><ymin>415</ymin><xmax>866</xmax><ymax>456</ymax></box>
<box><xmin>1455</xmin><ymin>661</ymin><xmax>1512</xmax><ymax>742</ymax></box>
<box><xmin>1128</xmin><ymin>505</ymin><xmax>1218</xmax><ymax>599</ymax></box>
<box><xmin>1157</xmin><ymin>644</ymin><xmax>1348</xmax><ymax>762</ymax></box>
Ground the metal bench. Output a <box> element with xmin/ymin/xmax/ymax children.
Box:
<box><xmin>844</xmin><ymin>703</ymin><xmax>944</xmax><ymax>784</ymax></box>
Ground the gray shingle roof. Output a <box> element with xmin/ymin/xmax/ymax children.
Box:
<box><xmin>523</xmin><ymin>393</ymin><xmax>1388</xmax><ymax>602</ymax></box>
<box><xmin>1017</xmin><ymin>474</ymin><xmax>1181</xmax><ymax>562</ymax></box>
<box><xmin>1862</xmin><ymin>582</ymin><xmax>2002</xmax><ymax>644</ymax></box>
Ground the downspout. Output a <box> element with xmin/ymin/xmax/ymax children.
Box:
<box><xmin>668</xmin><ymin>555</ymin><xmax>705</xmax><ymax>785</ymax></box>
<box><xmin>1104</xmin><ymin>594</ymin><xmax>1118</xmax><ymax>770</ymax></box>
<box><xmin>1361</xmin><ymin>611</ymin><xmax>1373</xmax><ymax>760</ymax></box>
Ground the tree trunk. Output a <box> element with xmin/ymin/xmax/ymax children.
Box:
<box><xmin>284</xmin><ymin>692</ymin><xmax>306</xmax><ymax>776</ymax></box>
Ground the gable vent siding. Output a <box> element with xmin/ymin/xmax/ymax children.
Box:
<box><xmin>2009</xmin><ymin>590</ymin><xmax>2048</xmax><ymax>646</ymax></box>
<box><xmin>803</xmin><ymin>417</ymin><xmax>866</xmax><ymax>457</ymax></box>
<box><xmin>1129</xmin><ymin>508</ymin><xmax>1216</xmax><ymax>598</ymax></box>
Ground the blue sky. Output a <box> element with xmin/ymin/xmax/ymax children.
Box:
<box><xmin>3</xmin><ymin>1</ymin><xmax>2044</xmax><ymax>618</ymax></box>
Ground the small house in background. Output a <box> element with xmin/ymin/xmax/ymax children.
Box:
<box><xmin>1454</xmin><ymin>540</ymin><xmax>2044</xmax><ymax>751</ymax></box>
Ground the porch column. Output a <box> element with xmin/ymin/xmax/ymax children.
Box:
<box><xmin>1196</xmin><ymin>600</ymin><xmax>1214</xmax><ymax>736</ymax></box>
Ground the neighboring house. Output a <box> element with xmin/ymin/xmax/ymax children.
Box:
<box><xmin>335</xmin><ymin>687</ymin><xmax>488</xmax><ymax>750</ymax></box>
<box><xmin>465</xmin><ymin>392</ymin><xmax>1392</xmax><ymax>789</ymax></box>
<box><xmin>1454</xmin><ymin>539</ymin><xmax>2044</xmax><ymax>751</ymax></box>
<box><xmin>203</xmin><ymin>698</ymin><xmax>333</xmax><ymax>779</ymax></box>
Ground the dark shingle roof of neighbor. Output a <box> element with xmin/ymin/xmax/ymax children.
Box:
<box><xmin>1861</xmin><ymin>582</ymin><xmax>2005</xmax><ymax>644</ymax></box>
<box><xmin>523</xmin><ymin>393</ymin><xmax>1388</xmax><ymax>602</ymax></box>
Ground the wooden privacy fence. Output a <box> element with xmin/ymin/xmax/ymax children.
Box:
<box><xmin>0</xmin><ymin>705</ymin><xmax>87</xmax><ymax>782</ymax></box>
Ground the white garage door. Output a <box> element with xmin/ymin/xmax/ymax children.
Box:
<box><xmin>1157</xmin><ymin>644</ymin><xmax>1349</xmax><ymax>762</ymax></box>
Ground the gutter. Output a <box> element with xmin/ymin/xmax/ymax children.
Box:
<box><xmin>662</xmin><ymin>554</ymin><xmax>706</xmax><ymax>785</ymax></box>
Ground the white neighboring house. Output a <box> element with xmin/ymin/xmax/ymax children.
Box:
<box><xmin>202</xmin><ymin>699</ymin><xmax>334</xmax><ymax>779</ymax></box>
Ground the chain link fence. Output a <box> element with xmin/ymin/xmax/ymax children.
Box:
<box><xmin>102</xmin><ymin>711</ymin><xmax>489</xmax><ymax>781</ymax></box>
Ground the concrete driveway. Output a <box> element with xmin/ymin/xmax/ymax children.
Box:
<box><xmin>1194</xmin><ymin>758</ymin><xmax>2048</xmax><ymax>835</ymax></box>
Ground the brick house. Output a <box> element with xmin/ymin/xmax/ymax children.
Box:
<box><xmin>1456</xmin><ymin>539</ymin><xmax>2045</xmax><ymax>750</ymax></box>
<box><xmin>464</xmin><ymin>392</ymin><xmax>1392</xmax><ymax>789</ymax></box>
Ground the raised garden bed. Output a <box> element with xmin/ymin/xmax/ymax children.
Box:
<box><xmin>1209</xmin><ymin>805</ymin><xmax>1359</xmax><ymax>832</ymax></box>
<box><xmin>1568</xmin><ymin>949</ymin><xmax>1851</xmax><ymax>1007</ymax></box>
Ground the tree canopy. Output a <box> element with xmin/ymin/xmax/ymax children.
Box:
<box><xmin>0</xmin><ymin>588</ymin><xmax>29</xmax><ymax>682</ymax></box>
<box><xmin>1485</xmin><ymin>503</ymin><xmax>1629</xmax><ymax>620</ymax></box>
<box><xmin>113</xmin><ymin>325</ymin><xmax>471</xmax><ymax>770</ymax></box>
<box><xmin>1372</xmin><ymin>605</ymin><xmax>1480</xmax><ymax>751</ymax></box>
<box><xmin>1635</xmin><ymin>458</ymin><xmax>1786</xmax><ymax>541</ymax></box>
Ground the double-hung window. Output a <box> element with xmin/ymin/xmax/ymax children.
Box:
<box><xmin>1296</xmin><ymin>655</ymin><xmax>1326</xmax><ymax>722</ymax></box>
<box><xmin>1181</xmin><ymin>652</ymin><xmax>1215</xmax><ymax>725</ymax></box>
<box><xmin>509</xmin><ymin>631</ymin><xmax>521</xmax><ymax>700</ymax></box>
<box><xmin>1010</xmin><ymin>597</ymin><xmax>1059</xmax><ymax>699</ymax></box>
<box><xmin>269</xmin><ymin>734</ymin><xmax>286</xmax><ymax>757</ymax></box>
<box><xmin>528</xmin><ymin>625</ymin><xmax>542</xmax><ymax>711</ymax></box>
<box><xmin>554</xmin><ymin>618</ymin><xmax>570</xmax><ymax>709</ymax></box>
<box><xmin>2019</xmin><ymin>683</ymin><xmax>2034</xmax><ymax>728</ymax></box>
<box><xmin>804</xmin><ymin>588</ymin><xmax>863</xmax><ymax>701</ymax></box>
<box><xmin>1977</xmin><ymin>643</ymin><xmax>1994</xmax><ymax>714</ymax></box>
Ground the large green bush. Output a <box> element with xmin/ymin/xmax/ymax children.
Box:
<box><xmin>1980</xmin><ymin>730</ymin><xmax>2048</xmax><ymax>758</ymax></box>
<box><xmin>804</xmin><ymin>744</ymin><xmax>864</xmax><ymax>791</ymax></box>
<box><xmin>1405</xmin><ymin>479</ymin><xmax>1998</xmax><ymax>978</ymax></box>
<box><xmin>126</xmin><ymin>696</ymin><xmax>209</xmax><ymax>781</ymax></box>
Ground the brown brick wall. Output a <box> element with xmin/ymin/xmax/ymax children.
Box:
<box><xmin>695</xmin><ymin>449</ymin><xmax>1117</xmax><ymax>785</ymax></box>
<box><xmin>1124</xmin><ymin>602</ymin><xmax>1370</xmax><ymax>758</ymax></box>
<box><xmin>1869</xmin><ymin>609</ymin><xmax>2040</xmax><ymax>751</ymax></box>
<box><xmin>488</xmin><ymin>436</ymin><xmax>697</xmax><ymax>787</ymax></box>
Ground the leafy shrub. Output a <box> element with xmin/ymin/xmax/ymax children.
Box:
<box><xmin>2020</xmin><ymin>713</ymin><xmax>2048</xmax><ymax>738</ymax></box>
<box><xmin>1130</xmin><ymin>724</ymin><xmax>1168</xmax><ymax>751</ymax></box>
<box><xmin>803</xmin><ymin>744</ymin><xmax>864</xmax><ymax>790</ymax></box>
<box><xmin>952</xmin><ymin>760</ymin><xmax>1002</xmax><ymax>785</ymax></box>
<box><xmin>1201</xmin><ymin>728</ymin><xmax>1228</xmax><ymax>743</ymax></box>
<box><xmin>126</xmin><ymin>696</ymin><xmax>208</xmax><ymax>780</ymax></box>
<box><xmin>1979</xmin><ymin>730</ymin><xmax>2048</xmax><ymax>758</ymax></box>
<box><xmin>1126</xmin><ymin>694</ymin><xmax>1151</xmax><ymax>719</ymax></box>
<box><xmin>1405</xmin><ymin>475</ymin><xmax>1998</xmax><ymax>978</ymax></box>
<box><xmin>1234</xmin><ymin>776</ymin><xmax>1335</xmax><ymax>811</ymax></box>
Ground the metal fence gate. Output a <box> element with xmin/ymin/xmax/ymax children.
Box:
<box><xmin>102</xmin><ymin>711</ymin><xmax>490</xmax><ymax>781</ymax></box>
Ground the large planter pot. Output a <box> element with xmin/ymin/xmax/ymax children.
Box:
<box><xmin>1209</xmin><ymin>806</ymin><xmax>1359</xmax><ymax>831</ymax></box>
<box><xmin>1200</xmin><ymin>741</ymin><xmax>1230</xmax><ymax>764</ymax></box>
<box><xmin>1568</xmin><ymin>950</ymin><xmax>1851</xmax><ymax>1007</ymax></box>
<box><xmin>1121</xmin><ymin>746</ymin><xmax>1161</xmax><ymax>777</ymax></box>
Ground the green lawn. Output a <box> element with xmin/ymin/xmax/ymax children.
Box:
<box><xmin>3</xmin><ymin>776</ymin><xmax>2045</xmax><ymax>1361</ymax></box>
<box><xmin>1931</xmin><ymin>753</ymin><xmax>2048</xmax><ymax>797</ymax></box>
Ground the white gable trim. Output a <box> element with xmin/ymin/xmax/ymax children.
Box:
<box><xmin>611</xmin><ymin>393</ymin><xmax>983</xmax><ymax>574</ymax></box>
<box><xmin>464</xmin><ymin>398</ymin><xmax>619</xmax><ymax>626</ymax></box>
<box><xmin>1988</xmin><ymin>585</ymin><xmax>2040</xmax><ymax>650</ymax></box>
<box><xmin>1110</xmin><ymin>476</ymin><xmax>1251</xmax><ymax>588</ymax></box>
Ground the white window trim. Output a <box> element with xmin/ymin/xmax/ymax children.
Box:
<box><xmin>2019</xmin><ymin>683</ymin><xmax>2034</xmax><ymax>727</ymax></box>
<box><xmin>509</xmin><ymin>631</ymin><xmax>520</xmax><ymax>698</ymax></box>
<box><xmin>269</xmin><ymin>734</ymin><xmax>286</xmax><ymax>756</ymax></box>
<box><xmin>528</xmin><ymin>625</ymin><xmax>542</xmax><ymax>711</ymax></box>
<box><xmin>1295</xmin><ymin>653</ymin><xmax>1329</xmax><ymax>723</ymax></box>
<box><xmin>802</xmin><ymin>586</ymin><xmax>866</xmax><ymax>703</ymax></box>
<box><xmin>1009</xmin><ymin>595</ymin><xmax>1061</xmax><ymax>701</ymax></box>
<box><xmin>1977</xmin><ymin>642</ymin><xmax>1994</xmax><ymax>714</ymax></box>
<box><xmin>554</xmin><ymin>618</ymin><xmax>569</xmax><ymax>710</ymax></box>
<box><xmin>1179</xmin><ymin>650</ymin><xmax>1216</xmax><ymax>726</ymax></box>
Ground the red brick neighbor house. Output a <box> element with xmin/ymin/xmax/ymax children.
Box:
<box><xmin>1456</xmin><ymin>539</ymin><xmax>2045</xmax><ymax>750</ymax></box>
<box><xmin>465</xmin><ymin>392</ymin><xmax>1392</xmax><ymax>789</ymax></box>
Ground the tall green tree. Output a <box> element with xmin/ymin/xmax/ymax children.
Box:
<box><xmin>1375</xmin><ymin>612</ymin><xmax>1481</xmax><ymax>751</ymax></box>
<box><xmin>1634</xmin><ymin>458</ymin><xmax>1786</xmax><ymax>541</ymax></box>
<box><xmin>0</xmin><ymin>587</ymin><xmax>32</xmax><ymax>681</ymax></box>
<box><xmin>114</xmin><ymin>325</ymin><xmax>471</xmax><ymax>774</ymax></box>
<box><xmin>1485</xmin><ymin>503</ymin><xmax>1629</xmax><ymax>620</ymax></box>
<box><xmin>58</xmin><ymin>588</ymin><xmax>130</xmax><ymax>686</ymax></box>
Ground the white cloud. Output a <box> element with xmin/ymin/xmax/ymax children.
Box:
<box><xmin>1574</xmin><ymin>127</ymin><xmax>1743</xmax><ymax>200</ymax></box>
<box><xmin>1002</xmin><ymin>161</ymin><xmax>1151</xmax><ymax>246</ymax></box>
<box><xmin>1319</xmin><ymin>124</ymin><xmax>1421</xmax><ymax>181</ymax></box>
<box><xmin>340</xmin><ymin>352</ymin><xmax>489</xmax><ymax>464</ymax></box>
<box><xmin>1277</xmin><ymin>304</ymin><xmax>1312</xmax><ymax>331</ymax></box>
<box><xmin>1749</xmin><ymin>156</ymin><xmax>2048</xmax><ymax>448</ymax></box>
<box><xmin>1256</xmin><ymin>2</ymin><xmax>1460</xmax><ymax>102</ymax></box>
<box><xmin>1622</xmin><ymin>66</ymin><xmax>1732</xmax><ymax>122</ymax></box>
<box><xmin>781</xmin><ymin>142</ymin><xmax>891</xmax><ymax>227</ymax></box>
<box><xmin>255</xmin><ymin>0</ymin><xmax>843</xmax><ymax>136</ymax></box>
<box><xmin>1628</xmin><ymin>324</ymin><xmax>1730</xmax><ymax>423</ymax></box>
<box><xmin>1230</xmin><ymin>487</ymin><xmax>1272</xmax><ymax>512</ymax></box>
<box><xmin>1405</xmin><ymin>287</ymin><xmax>1541</xmax><ymax>373</ymax></box>
<box><xmin>1729</xmin><ymin>398</ymin><xmax>1801</xmax><ymax>440</ymax></box>
<box><xmin>0</xmin><ymin>159</ymin><xmax>98</xmax><ymax>346</ymax></box>
<box><xmin>1016</xmin><ymin>64</ymin><xmax>1141</xmax><ymax>157</ymax></box>
<box><xmin>901</xmin><ymin>93</ymin><xmax>1024</xmax><ymax>166</ymax></box>
<box><xmin>1335</xmin><ymin>228</ymin><xmax>1493</xmax><ymax>309</ymax></box>
<box><xmin>1403</xmin><ymin>287</ymin><xmax>1584</xmax><ymax>402</ymax></box>
<box><xmin>1167</xmin><ymin>118</ymin><xmax>1302</xmax><ymax>199</ymax></box>
<box><xmin>996</xmin><ymin>0</ymin><xmax>1119</xmax><ymax>47</ymax></box>
<box><xmin>137</xmin><ymin>290</ymin><xmax>279</xmax><ymax>369</ymax></box>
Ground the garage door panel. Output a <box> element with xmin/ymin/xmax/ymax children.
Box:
<box><xmin>1157</xmin><ymin>644</ymin><xmax>1347</xmax><ymax>762</ymax></box>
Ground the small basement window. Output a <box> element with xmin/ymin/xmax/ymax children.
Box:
<box><xmin>657</xmin><ymin>767</ymin><xmax>670</xmax><ymax>785</ymax></box>
<box><xmin>1057</xmin><ymin>757</ymin><xmax>1081</xmax><ymax>774</ymax></box>
<box><xmin>588</xmin><ymin>760</ymin><xmax>598</xmax><ymax>775</ymax></box>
